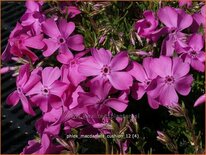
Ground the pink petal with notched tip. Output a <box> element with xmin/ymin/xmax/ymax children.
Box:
<box><xmin>78</xmin><ymin>57</ymin><xmax>101</xmax><ymax>76</ymax></box>
<box><xmin>175</xmin><ymin>75</ymin><xmax>193</xmax><ymax>96</ymax></box>
<box><xmin>188</xmin><ymin>34</ymin><xmax>204</xmax><ymax>52</ymax></box>
<box><xmin>110</xmin><ymin>52</ymin><xmax>129</xmax><ymax>71</ymax></box>
<box><xmin>105</xmin><ymin>98</ymin><xmax>128</xmax><ymax>112</ymax></box>
<box><xmin>42</xmin><ymin>67</ymin><xmax>61</xmax><ymax>87</ymax></box>
<box><xmin>91</xmin><ymin>48</ymin><xmax>112</xmax><ymax>65</ymax></box>
<box><xmin>172</xmin><ymin>57</ymin><xmax>190</xmax><ymax>79</ymax></box>
<box><xmin>42</xmin><ymin>18</ymin><xmax>61</xmax><ymax>38</ymax></box>
<box><xmin>67</xmin><ymin>34</ymin><xmax>85</xmax><ymax>51</ymax></box>
<box><xmin>7</xmin><ymin>91</ymin><xmax>20</xmax><ymax>106</ymax></box>
<box><xmin>108</xmin><ymin>71</ymin><xmax>133</xmax><ymax>90</ymax></box>
<box><xmin>48</xmin><ymin>94</ymin><xmax>62</xmax><ymax>109</ymax></box>
<box><xmin>151</xmin><ymin>56</ymin><xmax>172</xmax><ymax>77</ymax></box>
<box><xmin>24</xmin><ymin>34</ymin><xmax>45</xmax><ymax>49</ymax></box>
<box><xmin>157</xmin><ymin>6</ymin><xmax>178</xmax><ymax>28</ymax></box>
<box><xmin>128</xmin><ymin>61</ymin><xmax>146</xmax><ymax>82</ymax></box>
<box><xmin>43</xmin><ymin>38</ymin><xmax>60</xmax><ymax>57</ymax></box>
<box><xmin>50</xmin><ymin>81</ymin><xmax>68</xmax><ymax>97</ymax></box>
<box><xmin>159</xmin><ymin>85</ymin><xmax>178</xmax><ymax>107</ymax></box>
<box><xmin>20</xmin><ymin>93</ymin><xmax>35</xmax><ymax>115</ymax></box>
<box><xmin>58</xmin><ymin>20</ymin><xmax>75</xmax><ymax>38</ymax></box>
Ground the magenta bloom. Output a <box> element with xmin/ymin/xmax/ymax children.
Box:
<box><xmin>128</xmin><ymin>57</ymin><xmax>159</xmax><ymax>109</ymax></box>
<box><xmin>79</xmin><ymin>48</ymin><xmax>133</xmax><ymax>90</ymax></box>
<box><xmin>135</xmin><ymin>11</ymin><xmax>166</xmax><ymax>42</ymax></box>
<box><xmin>26</xmin><ymin>67</ymin><xmax>68</xmax><ymax>112</ymax></box>
<box><xmin>21</xmin><ymin>0</ymin><xmax>45</xmax><ymax>35</ymax></box>
<box><xmin>178</xmin><ymin>0</ymin><xmax>192</xmax><ymax>8</ymax></box>
<box><xmin>177</xmin><ymin>34</ymin><xmax>205</xmax><ymax>72</ymax></box>
<box><xmin>194</xmin><ymin>94</ymin><xmax>205</xmax><ymax>107</ymax></box>
<box><xmin>7</xmin><ymin>64</ymin><xmax>40</xmax><ymax>115</ymax></box>
<box><xmin>58</xmin><ymin>51</ymin><xmax>88</xmax><ymax>86</ymax></box>
<box><xmin>78</xmin><ymin>80</ymin><xmax>128</xmax><ymax>112</ymax></box>
<box><xmin>151</xmin><ymin>56</ymin><xmax>193</xmax><ymax>107</ymax></box>
<box><xmin>157</xmin><ymin>7</ymin><xmax>193</xmax><ymax>56</ymax></box>
<box><xmin>2</xmin><ymin>23</ymin><xmax>45</xmax><ymax>62</ymax></box>
<box><xmin>42</xmin><ymin>18</ymin><xmax>84</xmax><ymax>57</ymax></box>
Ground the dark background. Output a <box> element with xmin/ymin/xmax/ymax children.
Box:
<box><xmin>1</xmin><ymin>2</ymin><xmax>41</xmax><ymax>153</ymax></box>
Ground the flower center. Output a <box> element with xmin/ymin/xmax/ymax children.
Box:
<box><xmin>58</xmin><ymin>37</ymin><xmax>66</xmax><ymax>44</ymax></box>
<box><xmin>165</xmin><ymin>76</ymin><xmax>175</xmax><ymax>85</ymax></box>
<box><xmin>190</xmin><ymin>51</ymin><xmax>197</xmax><ymax>58</ymax></box>
<box><xmin>17</xmin><ymin>87</ymin><xmax>22</xmax><ymax>94</ymax></box>
<box><xmin>144</xmin><ymin>79</ymin><xmax>151</xmax><ymax>86</ymax></box>
<box><xmin>101</xmin><ymin>65</ymin><xmax>111</xmax><ymax>75</ymax></box>
<box><xmin>146</xmin><ymin>22</ymin><xmax>151</xmax><ymax>28</ymax></box>
<box><xmin>41</xmin><ymin>87</ymin><xmax>50</xmax><ymax>95</ymax></box>
<box><xmin>70</xmin><ymin>59</ymin><xmax>78</xmax><ymax>67</ymax></box>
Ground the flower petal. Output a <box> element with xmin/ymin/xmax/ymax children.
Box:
<box><xmin>110</xmin><ymin>52</ymin><xmax>129</xmax><ymax>71</ymax></box>
<box><xmin>105</xmin><ymin>98</ymin><xmax>128</xmax><ymax>112</ymax></box>
<box><xmin>42</xmin><ymin>67</ymin><xmax>61</xmax><ymax>87</ymax></box>
<box><xmin>24</xmin><ymin>34</ymin><xmax>45</xmax><ymax>49</ymax></box>
<box><xmin>6</xmin><ymin>91</ymin><xmax>19</xmax><ymax>106</ymax></box>
<box><xmin>188</xmin><ymin>34</ymin><xmax>204</xmax><ymax>52</ymax></box>
<box><xmin>108</xmin><ymin>72</ymin><xmax>133</xmax><ymax>90</ymax></box>
<box><xmin>42</xmin><ymin>18</ymin><xmax>61</xmax><ymax>38</ymax></box>
<box><xmin>78</xmin><ymin>57</ymin><xmax>101</xmax><ymax>76</ymax></box>
<box><xmin>67</xmin><ymin>34</ymin><xmax>85</xmax><ymax>51</ymax></box>
<box><xmin>128</xmin><ymin>61</ymin><xmax>146</xmax><ymax>82</ymax></box>
<box><xmin>157</xmin><ymin>6</ymin><xmax>178</xmax><ymax>28</ymax></box>
<box><xmin>58</xmin><ymin>20</ymin><xmax>75</xmax><ymax>38</ymax></box>
<box><xmin>91</xmin><ymin>48</ymin><xmax>112</xmax><ymax>66</ymax></box>
<box><xmin>159</xmin><ymin>85</ymin><xmax>178</xmax><ymax>107</ymax></box>
<box><xmin>151</xmin><ymin>56</ymin><xmax>172</xmax><ymax>77</ymax></box>
<box><xmin>20</xmin><ymin>94</ymin><xmax>35</xmax><ymax>115</ymax></box>
<box><xmin>48</xmin><ymin>94</ymin><xmax>62</xmax><ymax>109</ymax></box>
<box><xmin>50</xmin><ymin>81</ymin><xmax>68</xmax><ymax>97</ymax></box>
<box><xmin>172</xmin><ymin>57</ymin><xmax>190</xmax><ymax>78</ymax></box>
<box><xmin>147</xmin><ymin>95</ymin><xmax>159</xmax><ymax>109</ymax></box>
<box><xmin>43</xmin><ymin>39</ymin><xmax>60</xmax><ymax>57</ymax></box>
<box><xmin>175</xmin><ymin>75</ymin><xmax>193</xmax><ymax>96</ymax></box>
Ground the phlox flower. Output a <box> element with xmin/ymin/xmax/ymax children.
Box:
<box><xmin>2</xmin><ymin>23</ymin><xmax>45</xmax><ymax>62</ymax></box>
<box><xmin>78</xmin><ymin>80</ymin><xmax>129</xmax><ymax>112</ymax></box>
<box><xmin>177</xmin><ymin>34</ymin><xmax>205</xmax><ymax>72</ymax></box>
<box><xmin>79</xmin><ymin>48</ymin><xmax>133</xmax><ymax>90</ymax></box>
<box><xmin>26</xmin><ymin>67</ymin><xmax>68</xmax><ymax>112</ymax></box>
<box><xmin>134</xmin><ymin>10</ymin><xmax>166</xmax><ymax>42</ymax></box>
<box><xmin>128</xmin><ymin>57</ymin><xmax>159</xmax><ymax>109</ymax></box>
<box><xmin>58</xmin><ymin>51</ymin><xmax>88</xmax><ymax>86</ymax></box>
<box><xmin>7</xmin><ymin>64</ymin><xmax>40</xmax><ymax>115</ymax></box>
<box><xmin>20</xmin><ymin>0</ymin><xmax>45</xmax><ymax>35</ymax></box>
<box><xmin>42</xmin><ymin>18</ymin><xmax>84</xmax><ymax>57</ymax></box>
<box><xmin>150</xmin><ymin>56</ymin><xmax>193</xmax><ymax>107</ymax></box>
<box><xmin>157</xmin><ymin>6</ymin><xmax>193</xmax><ymax>56</ymax></box>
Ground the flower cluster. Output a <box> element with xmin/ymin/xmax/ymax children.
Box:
<box><xmin>1</xmin><ymin>0</ymin><xmax>205</xmax><ymax>154</ymax></box>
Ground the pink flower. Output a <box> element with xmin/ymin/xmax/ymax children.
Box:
<box><xmin>150</xmin><ymin>56</ymin><xmax>193</xmax><ymax>107</ymax></box>
<box><xmin>135</xmin><ymin>11</ymin><xmax>166</xmax><ymax>42</ymax></box>
<box><xmin>58</xmin><ymin>51</ymin><xmax>88</xmax><ymax>86</ymax></box>
<box><xmin>157</xmin><ymin>7</ymin><xmax>193</xmax><ymax>56</ymax></box>
<box><xmin>26</xmin><ymin>67</ymin><xmax>68</xmax><ymax>112</ymax></box>
<box><xmin>42</xmin><ymin>18</ymin><xmax>84</xmax><ymax>57</ymax></box>
<box><xmin>78</xmin><ymin>80</ymin><xmax>129</xmax><ymax>112</ymax></box>
<box><xmin>7</xmin><ymin>64</ymin><xmax>40</xmax><ymax>115</ymax></box>
<box><xmin>2</xmin><ymin>23</ymin><xmax>45</xmax><ymax>62</ymax></box>
<box><xmin>177</xmin><ymin>34</ymin><xmax>205</xmax><ymax>72</ymax></box>
<box><xmin>194</xmin><ymin>94</ymin><xmax>205</xmax><ymax>107</ymax></box>
<box><xmin>128</xmin><ymin>57</ymin><xmax>159</xmax><ymax>109</ymax></box>
<box><xmin>79</xmin><ymin>48</ymin><xmax>133</xmax><ymax>90</ymax></box>
<box><xmin>21</xmin><ymin>0</ymin><xmax>45</xmax><ymax>35</ymax></box>
<box><xmin>178</xmin><ymin>0</ymin><xmax>192</xmax><ymax>8</ymax></box>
